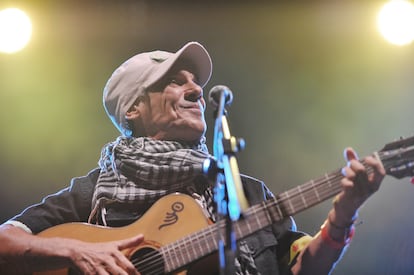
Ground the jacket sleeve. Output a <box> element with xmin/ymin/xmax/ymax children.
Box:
<box><xmin>7</xmin><ymin>168</ymin><xmax>99</xmax><ymax>234</ymax></box>
<box><xmin>240</xmin><ymin>174</ymin><xmax>308</xmax><ymax>275</ymax></box>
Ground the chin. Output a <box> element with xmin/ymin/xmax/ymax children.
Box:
<box><xmin>178</xmin><ymin>130</ymin><xmax>205</xmax><ymax>144</ymax></box>
<box><xmin>165</xmin><ymin>121</ymin><xmax>206</xmax><ymax>143</ymax></box>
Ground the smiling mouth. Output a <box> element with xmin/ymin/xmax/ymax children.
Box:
<box><xmin>181</xmin><ymin>102</ymin><xmax>204</xmax><ymax>111</ymax></box>
<box><xmin>182</xmin><ymin>105</ymin><xmax>202</xmax><ymax>113</ymax></box>
<box><xmin>182</xmin><ymin>105</ymin><xmax>198</xmax><ymax>109</ymax></box>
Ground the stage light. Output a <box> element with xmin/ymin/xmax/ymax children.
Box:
<box><xmin>0</xmin><ymin>7</ymin><xmax>32</xmax><ymax>54</ymax></box>
<box><xmin>377</xmin><ymin>0</ymin><xmax>414</xmax><ymax>46</ymax></box>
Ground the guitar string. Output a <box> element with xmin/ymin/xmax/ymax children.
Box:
<box><xmin>266</xmin><ymin>150</ymin><xmax>398</xmax><ymax>220</ymax></box>
<box><xmin>276</xmin><ymin>171</ymin><xmax>344</xmax><ymax>216</ymax></box>
<box><xmin>209</xmin><ymin>150</ymin><xmax>394</xmax><ymax>237</ymax></box>
<box><xmin>128</xmin><ymin>221</ymin><xmax>219</xmax><ymax>272</ymax></box>
<box><xmin>228</xmin><ymin>148</ymin><xmax>401</xmax><ymax>237</ymax></box>
<box><xmin>132</xmin><ymin>222</ymin><xmax>224</xmax><ymax>272</ymax></box>
<box><xmin>129</xmin><ymin>151</ymin><xmax>399</xmax><ymax>273</ymax></box>
<box><xmin>130</xmin><ymin>251</ymin><xmax>162</xmax><ymax>274</ymax></box>
<box><xmin>132</xmin><ymin>229</ymin><xmax>217</xmax><ymax>274</ymax></box>
<box><xmin>270</xmin><ymin>149</ymin><xmax>397</xmax><ymax>217</ymax></box>
<box><xmin>136</xmin><ymin>263</ymin><xmax>164</xmax><ymax>275</ymax></box>
<box><xmin>129</xmin><ymin>220</ymin><xmax>226</xmax><ymax>273</ymax></box>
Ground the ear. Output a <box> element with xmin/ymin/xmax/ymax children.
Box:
<box><xmin>125</xmin><ymin>103</ymin><xmax>141</xmax><ymax>120</ymax></box>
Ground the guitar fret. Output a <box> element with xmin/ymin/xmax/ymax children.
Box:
<box><xmin>206</xmin><ymin>224</ymin><xmax>216</xmax><ymax>252</ymax></box>
<box><xmin>164</xmin><ymin>244</ymin><xmax>178</xmax><ymax>272</ymax></box>
<box><xmin>178</xmin><ymin>240</ymin><xmax>187</xmax><ymax>267</ymax></box>
<box><xmin>325</xmin><ymin>173</ymin><xmax>332</xmax><ymax>188</ymax></box>
<box><xmin>179</xmin><ymin>238</ymin><xmax>188</xmax><ymax>267</ymax></box>
<box><xmin>193</xmin><ymin>229</ymin><xmax>208</xmax><ymax>258</ymax></box>
<box><xmin>211</xmin><ymin>225</ymin><xmax>219</xmax><ymax>248</ymax></box>
<box><xmin>273</xmin><ymin>197</ymin><xmax>284</xmax><ymax>221</ymax></box>
<box><xmin>253</xmin><ymin>206</ymin><xmax>262</xmax><ymax>230</ymax></box>
<box><xmin>310</xmin><ymin>179</ymin><xmax>321</xmax><ymax>202</ymax></box>
<box><xmin>162</xmin><ymin>245</ymin><xmax>172</xmax><ymax>272</ymax></box>
<box><xmin>241</xmin><ymin>209</ymin><xmax>257</xmax><ymax>236</ymax></box>
<box><xmin>173</xmin><ymin>245</ymin><xmax>182</xmax><ymax>270</ymax></box>
<box><xmin>255</xmin><ymin>206</ymin><xmax>269</xmax><ymax>229</ymax></box>
<box><xmin>236</xmin><ymin>221</ymin><xmax>244</xmax><ymax>238</ymax></box>
<box><xmin>284</xmin><ymin>191</ymin><xmax>296</xmax><ymax>215</ymax></box>
<box><xmin>171</xmin><ymin>245</ymin><xmax>180</xmax><ymax>270</ymax></box>
<box><xmin>260</xmin><ymin>205</ymin><xmax>272</xmax><ymax>227</ymax></box>
<box><xmin>236</xmin><ymin>221</ymin><xmax>242</xmax><ymax>238</ymax></box>
<box><xmin>296</xmin><ymin>185</ymin><xmax>308</xmax><ymax>208</ymax></box>
<box><xmin>245</xmin><ymin>213</ymin><xmax>253</xmax><ymax>233</ymax></box>
<box><xmin>194</xmin><ymin>230</ymin><xmax>203</xmax><ymax>259</ymax></box>
<box><xmin>172</xmin><ymin>243</ymin><xmax>182</xmax><ymax>270</ymax></box>
<box><xmin>184</xmin><ymin>235</ymin><xmax>194</xmax><ymax>263</ymax></box>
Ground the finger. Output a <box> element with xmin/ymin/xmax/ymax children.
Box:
<box><xmin>341</xmin><ymin>177</ymin><xmax>355</xmax><ymax>189</ymax></box>
<box><xmin>117</xmin><ymin>234</ymin><xmax>144</xmax><ymax>251</ymax></box>
<box><xmin>354</xmin><ymin>170</ymin><xmax>369</xmax><ymax>185</ymax></box>
<box><xmin>365</xmin><ymin>155</ymin><xmax>386</xmax><ymax>178</ymax></box>
<box><xmin>114</xmin><ymin>236</ymin><xmax>143</xmax><ymax>275</ymax></box>
<box><xmin>104</xmin><ymin>260</ymin><xmax>129</xmax><ymax>275</ymax></box>
<box><xmin>76</xmin><ymin>258</ymin><xmax>98</xmax><ymax>275</ymax></box>
<box><xmin>347</xmin><ymin>159</ymin><xmax>366</xmax><ymax>175</ymax></box>
<box><xmin>112</xmin><ymin>250</ymin><xmax>138</xmax><ymax>275</ymax></box>
<box><xmin>341</xmin><ymin>165</ymin><xmax>356</xmax><ymax>180</ymax></box>
<box><xmin>343</xmin><ymin>159</ymin><xmax>367</xmax><ymax>179</ymax></box>
<box><xmin>95</xmin><ymin>264</ymin><xmax>111</xmax><ymax>275</ymax></box>
<box><xmin>342</xmin><ymin>148</ymin><xmax>364</xmax><ymax>179</ymax></box>
<box><xmin>344</xmin><ymin>147</ymin><xmax>359</xmax><ymax>162</ymax></box>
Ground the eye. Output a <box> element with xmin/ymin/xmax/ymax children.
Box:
<box><xmin>168</xmin><ymin>78</ymin><xmax>179</xmax><ymax>85</ymax></box>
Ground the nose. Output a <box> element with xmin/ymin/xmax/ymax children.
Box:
<box><xmin>184</xmin><ymin>80</ymin><xmax>203</xmax><ymax>103</ymax></box>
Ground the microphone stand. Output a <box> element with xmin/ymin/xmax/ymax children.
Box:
<box><xmin>207</xmin><ymin>89</ymin><xmax>249</xmax><ymax>275</ymax></box>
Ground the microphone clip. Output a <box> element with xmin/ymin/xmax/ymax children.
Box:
<box><xmin>222</xmin><ymin>136</ymin><xmax>246</xmax><ymax>155</ymax></box>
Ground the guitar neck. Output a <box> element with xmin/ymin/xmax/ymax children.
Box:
<box><xmin>270</xmin><ymin>168</ymin><xmax>344</xmax><ymax>218</ymax></box>
<box><xmin>160</xmin><ymin>168</ymin><xmax>345</xmax><ymax>273</ymax></box>
<box><xmin>236</xmin><ymin>168</ymin><xmax>344</xmax><ymax>240</ymax></box>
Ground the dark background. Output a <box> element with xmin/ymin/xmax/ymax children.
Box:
<box><xmin>1</xmin><ymin>1</ymin><xmax>413</xmax><ymax>274</ymax></box>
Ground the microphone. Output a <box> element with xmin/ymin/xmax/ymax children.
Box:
<box><xmin>208</xmin><ymin>85</ymin><xmax>233</xmax><ymax>107</ymax></box>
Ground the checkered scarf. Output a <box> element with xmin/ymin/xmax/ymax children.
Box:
<box><xmin>88</xmin><ymin>136</ymin><xmax>258</xmax><ymax>275</ymax></box>
<box><xmin>89</xmin><ymin>136</ymin><xmax>214</xmax><ymax>224</ymax></box>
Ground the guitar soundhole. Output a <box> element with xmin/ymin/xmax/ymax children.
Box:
<box><xmin>130</xmin><ymin>247</ymin><xmax>165</xmax><ymax>275</ymax></box>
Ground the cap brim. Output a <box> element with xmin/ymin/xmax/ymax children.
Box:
<box><xmin>145</xmin><ymin>41</ymin><xmax>212</xmax><ymax>90</ymax></box>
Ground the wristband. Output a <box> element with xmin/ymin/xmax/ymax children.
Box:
<box><xmin>320</xmin><ymin>219</ymin><xmax>355</xmax><ymax>249</ymax></box>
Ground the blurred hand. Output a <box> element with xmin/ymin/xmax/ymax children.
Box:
<box><xmin>334</xmin><ymin>147</ymin><xmax>385</xmax><ymax>223</ymax></box>
<box><xmin>68</xmin><ymin>234</ymin><xmax>143</xmax><ymax>275</ymax></box>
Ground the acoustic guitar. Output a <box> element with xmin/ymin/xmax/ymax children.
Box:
<box><xmin>35</xmin><ymin>135</ymin><xmax>414</xmax><ymax>275</ymax></box>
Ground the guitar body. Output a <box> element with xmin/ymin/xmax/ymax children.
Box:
<box><xmin>34</xmin><ymin>193</ymin><xmax>217</xmax><ymax>275</ymax></box>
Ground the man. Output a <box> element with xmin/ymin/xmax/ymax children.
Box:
<box><xmin>0</xmin><ymin>41</ymin><xmax>385</xmax><ymax>274</ymax></box>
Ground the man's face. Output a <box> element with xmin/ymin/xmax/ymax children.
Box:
<box><xmin>131</xmin><ymin>65</ymin><xmax>207</xmax><ymax>143</ymax></box>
